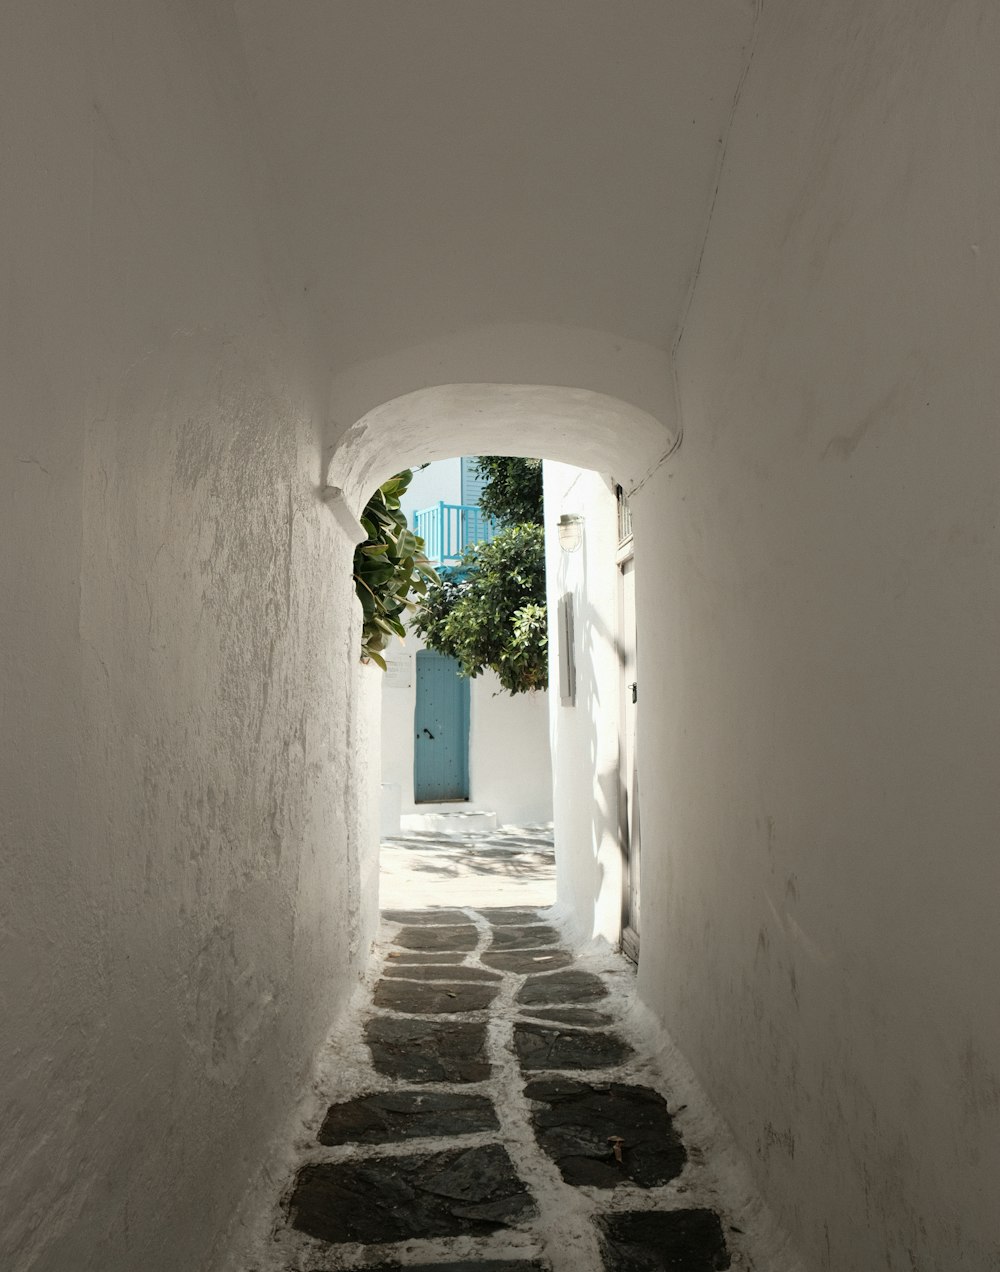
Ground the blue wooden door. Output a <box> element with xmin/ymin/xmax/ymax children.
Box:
<box><xmin>414</xmin><ymin>650</ymin><xmax>470</xmax><ymax>802</ymax></box>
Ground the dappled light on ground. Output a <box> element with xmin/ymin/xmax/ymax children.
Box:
<box><xmin>380</xmin><ymin>824</ymin><xmax>556</xmax><ymax>911</ymax></box>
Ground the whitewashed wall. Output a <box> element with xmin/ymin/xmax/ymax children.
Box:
<box><xmin>0</xmin><ymin>6</ymin><xmax>377</xmax><ymax>1270</ymax></box>
<box><xmin>469</xmin><ymin>670</ymin><xmax>552</xmax><ymax>827</ymax></box>
<box><xmin>543</xmin><ymin>463</ymin><xmax>622</xmax><ymax>945</ymax></box>
<box><xmin>632</xmin><ymin>4</ymin><xmax>1000</xmax><ymax>1269</ymax></box>
<box><xmin>8</xmin><ymin>3</ymin><xmax>999</xmax><ymax>1270</ymax></box>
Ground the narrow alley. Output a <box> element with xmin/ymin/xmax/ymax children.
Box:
<box><xmin>7</xmin><ymin>4</ymin><xmax>1000</xmax><ymax>1269</ymax></box>
<box><xmin>233</xmin><ymin>831</ymin><xmax>794</xmax><ymax>1272</ymax></box>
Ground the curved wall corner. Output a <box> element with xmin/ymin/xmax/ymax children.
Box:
<box><xmin>326</xmin><ymin>380</ymin><xmax>674</xmax><ymax>516</ymax></box>
<box><xmin>322</xmin><ymin>322</ymin><xmax>678</xmax><ymax>510</ymax></box>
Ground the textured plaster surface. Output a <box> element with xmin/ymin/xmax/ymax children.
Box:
<box><xmin>326</xmin><ymin>385</ymin><xmax>675</xmax><ymax>513</ymax></box>
<box><xmin>1</xmin><ymin>4</ymin><xmax>377</xmax><ymax>1269</ymax></box>
<box><xmin>634</xmin><ymin>2</ymin><xmax>1000</xmax><ymax>1268</ymax></box>
<box><xmin>9</xmin><ymin>2</ymin><xmax>999</xmax><ymax>1269</ymax></box>
<box><xmin>234</xmin><ymin>0</ymin><xmax>753</xmax><ymax>370</ymax></box>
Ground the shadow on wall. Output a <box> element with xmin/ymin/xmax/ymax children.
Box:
<box><xmin>582</xmin><ymin>597</ymin><xmax>626</xmax><ymax>944</ymax></box>
<box><xmin>548</xmin><ymin>464</ymin><xmax>627</xmax><ymax>947</ymax></box>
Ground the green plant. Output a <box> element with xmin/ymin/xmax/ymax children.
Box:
<box><xmin>474</xmin><ymin>456</ymin><xmax>543</xmax><ymax>527</ymax></box>
<box><xmin>413</xmin><ymin>523</ymin><xmax>547</xmax><ymax>694</ymax></box>
<box><xmin>353</xmin><ymin>471</ymin><xmax>437</xmax><ymax>669</ymax></box>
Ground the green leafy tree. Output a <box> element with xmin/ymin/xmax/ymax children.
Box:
<box><xmin>353</xmin><ymin>471</ymin><xmax>436</xmax><ymax>669</ymax></box>
<box><xmin>474</xmin><ymin>456</ymin><xmax>543</xmax><ymax>527</ymax></box>
<box><xmin>414</xmin><ymin>523</ymin><xmax>547</xmax><ymax>694</ymax></box>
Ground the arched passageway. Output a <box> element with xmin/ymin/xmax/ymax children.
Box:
<box><xmin>329</xmin><ymin>375</ymin><xmax>664</xmax><ymax>947</ymax></box>
<box><xmin>326</xmin><ymin>379</ymin><xmax>671</xmax><ymax>513</ymax></box>
<box><xmin>320</xmin><ymin>319</ymin><xmax>680</xmax><ymax>518</ymax></box>
<box><xmin>8</xmin><ymin>3</ymin><xmax>1000</xmax><ymax>1270</ymax></box>
<box><xmin>246</xmin><ymin>377</ymin><xmax>779</xmax><ymax>1269</ymax></box>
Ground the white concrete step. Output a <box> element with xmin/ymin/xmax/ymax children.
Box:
<box><xmin>399</xmin><ymin>807</ymin><xmax>498</xmax><ymax>835</ymax></box>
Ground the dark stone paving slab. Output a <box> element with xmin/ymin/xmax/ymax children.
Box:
<box><xmin>523</xmin><ymin>1079</ymin><xmax>686</xmax><ymax>1187</ymax></box>
<box><xmin>521</xmin><ymin>1006</ymin><xmax>614</xmax><ymax>1028</ymax></box>
<box><xmin>489</xmin><ymin>924</ymin><xmax>561</xmax><ymax>950</ymax></box>
<box><xmin>394</xmin><ymin>925</ymin><xmax>479</xmax><ymax>952</ymax></box>
<box><xmin>516</xmin><ymin>970</ymin><xmax>609</xmax><ymax>1006</ymax></box>
<box><xmin>383</xmin><ymin>909</ymin><xmax>471</xmax><ymax>925</ymax></box>
<box><xmin>382</xmin><ymin>963</ymin><xmax>502</xmax><ymax>983</ymax></box>
<box><xmin>385</xmin><ymin>950</ymin><xmax>469</xmax><ymax>965</ymax></box>
<box><xmin>477</xmin><ymin>908</ymin><xmax>548</xmax><ymax>926</ymax></box>
<box><xmin>368</xmin><ymin>1262</ymin><xmax>548</xmax><ymax>1271</ymax></box>
<box><xmin>374</xmin><ymin>978</ymin><xmax>499</xmax><ymax>1014</ymax></box>
<box><xmin>514</xmin><ymin>1023</ymin><xmax>633</xmax><ymax>1072</ymax></box>
<box><xmin>318</xmin><ymin>1091</ymin><xmax>498</xmax><ymax>1145</ymax></box>
<box><xmin>596</xmin><ymin>1209</ymin><xmax>731</xmax><ymax>1270</ymax></box>
<box><xmin>482</xmin><ymin>948</ymin><xmax>574</xmax><ymax>974</ymax></box>
<box><xmin>289</xmin><ymin>1144</ymin><xmax>536</xmax><ymax>1244</ymax></box>
<box><xmin>365</xmin><ymin>1017</ymin><xmax>490</xmax><ymax>1083</ymax></box>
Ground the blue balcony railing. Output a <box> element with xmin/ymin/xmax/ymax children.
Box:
<box><xmin>413</xmin><ymin>502</ymin><xmax>499</xmax><ymax>567</ymax></box>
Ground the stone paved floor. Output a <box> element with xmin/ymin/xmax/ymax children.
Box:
<box><xmin>234</xmin><ymin>885</ymin><xmax>797</xmax><ymax>1272</ymax></box>
<box><xmin>379</xmin><ymin>826</ymin><xmax>557</xmax><ymax>912</ymax></box>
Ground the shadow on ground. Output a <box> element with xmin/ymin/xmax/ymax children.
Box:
<box><xmin>379</xmin><ymin>825</ymin><xmax>556</xmax><ymax>911</ymax></box>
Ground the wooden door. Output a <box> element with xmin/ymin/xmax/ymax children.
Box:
<box><xmin>413</xmin><ymin>650</ymin><xmax>470</xmax><ymax>802</ymax></box>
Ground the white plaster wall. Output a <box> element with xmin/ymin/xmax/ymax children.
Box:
<box><xmin>381</xmin><ymin>630</ymin><xmax>553</xmax><ymax>828</ymax></box>
<box><xmin>0</xmin><ymin>5</ymin><xmax>375</xmax><ymax>1270</ymax></box>
<box><xmin>543</xmin><ymin>464</ymin><xmax>622</xmax><ymax>945</ymax></box>
<box><xmin>9</xmin><ymin>4</ymin><xmax>997</xmax><ymax>1270</ymax></box>
<box><xmin>469</xmin><ymin>670</ymin><xmax>552</xmax><ymax>828</ymax></box>
<box><xmin>327</xmin><ymin>382</ymin><xmax>673</xmax><ymax>518</ymax></box>
<box><xmin>354</xmin><ymin>663</ymin><xmax>384</xmax><ymax>960</ymax></box>
<box><xmin>380</xmin><ymin>646</ymin><xmax>418</xmax><ymax>828</ymax></box>
<box><xmin>634</xmin><ymin>3</ymin><xmax>1000</xmax><ymax>1268</ymax></box>
<box><xmin>234</xmin><ymin>0</ymin><xmax>753</xmax><ymax>370</ymax></box>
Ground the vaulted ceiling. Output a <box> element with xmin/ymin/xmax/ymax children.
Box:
<box><xmin>234</xmin><ymin>1</ymin><xmax>754</xmax><ymax>376</ymax></box>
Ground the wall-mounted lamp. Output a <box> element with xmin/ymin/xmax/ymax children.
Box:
<box><xmin>557</xmin><ymin>513</ymin><xmax>584</xmax><ymax>553</ymax></box>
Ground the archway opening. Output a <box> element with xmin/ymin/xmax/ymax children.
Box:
<box><xmin>327</xmin><ymin>381</ymin><xmax>664</xmax><ymax>953</ymax></box>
